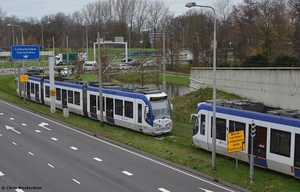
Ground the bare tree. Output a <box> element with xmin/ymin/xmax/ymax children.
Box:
<box><xmin>288</xmin><ymin>0</ymin><xmax>300</xmax><ymax>58</ymax></box>
<box><xmin>215</xmin><ymin>0</ymin><xmax>234</xmax><ymax>64</ymax></box>
<box><xmin>147</xmin><ymin>0</ymin><xmax>170</xmax><ymax>48</ymax></box>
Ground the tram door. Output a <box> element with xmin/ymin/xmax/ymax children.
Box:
<box><xmin>294</xmin><ymin>134</ymin><xmax>300</xmax><ymax>178</ymax></box>
<box><xmin>248</xmin><ymin>125</ymin><xmax>267</xmax><ymax>168</ymax></box>
<box><xmin>106</xmin><ymin>97</ymin><xmax>114</xmax><ymax>124</ymax></box>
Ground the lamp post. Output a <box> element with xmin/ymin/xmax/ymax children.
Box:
<box><xmin>41</xmin><ymin>21</ymin><xmax>50</xmax><ymax>68</ymax></box>
<box><xmin>185</xmin><ymin>2</ymin><xmax>217</xmax><ymax>171</ymax></box>
<box><xmin>84</xmin><ymin>24</ymin><xmax>89</xmax><ymax>61</ymax></box>
<box><xmin>7</xmin><ymin>23</ymin><xmax>25</xmax><ymax>103</ymax></box>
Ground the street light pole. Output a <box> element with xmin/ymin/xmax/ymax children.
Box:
<box><xmin>84</xmin><ymin>24</ymin><xmax>89</xmax><ymax>61</ymax></box>
<box><xmin>7</xmin><ymin>23</ymin><xmax>25</xmax><ymax>103</ymax></box>
<box><xmin>185</xmin><ymin>2</ymin><xmax>217</xmax><ymax>171</ymax></box>
<box><xmin>41</xmin><ymin>21</ymin><xmax>50</xmax><ymax>69</ymax></box>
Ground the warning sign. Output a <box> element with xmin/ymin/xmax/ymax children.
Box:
<box><xmin>227</xmin><ymin>130</ymin><xmax>245</xmax><ymax>153</ymax></box>
<box><xmin>19</xmin><ymin>75</ymin><xmax>28</xmax><ymax>82</ymax></box>
<box><xmin>50</xmin><ymin>90</ymin><xmax>56</xmax><ymax>96</ymax></box>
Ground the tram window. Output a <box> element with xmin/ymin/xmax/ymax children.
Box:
<box><xmin>26</xmin><ymin>82</ymin><xmax>30</xmax><ymax>95</ymax></box>
<box><xmin>45</xmin><ymin>86</ymin><xmax>50</xmax><ymax>98</ymax></box>
<box><xmin>295</xmin><ymin>134</ymin><xmax>300</xmax><ymax>167</ymax></box>
<box><xmin>97</xmin><ymin>96</ymin><xmax>105</xmax><ymax>111</ymax></box>
<box><xmin>68</xmin><ymin>90</ymin><xmax>73</xmax><ymax>104</ymax></box>
<box><xmin>138</xmin><ymin>104</ymin><xmax>142</xmax><ymax>123</ymax></box>
<box><xmin>56</xmin><ymin>88</ymin><xmax>61</xmax><ymax>100</ymax></box>
<box><xmin>115</xmin><ymin>99</ymin><xmax>123</xmax><ymax>116</ymax></box>
<box><xmin>125</xmin><ymin>101</ymin><xmax>133</xmax><ymax>118</ymax></box>
<box><xmin>229</xmin><ymin>120</ymin><xmax>245</xmax><ymax>139</ymax></box>
<box><xmin>74</xmin><ymin>91</ymin><xmax>80</xmax><ymax>105</ymax></box>
<box><xmin>270</xmin><ymin>129</ymin><xmax>291</xmax><ymax>157</ymax></box>
<box><xmin>90</xmin><ymin>94</ymin><xmax>96</xmax><ymax>113</ymax></box>
<box><xmin>31</xmin><ymin>83</ymin><xmax>34</xmax><ymax>94</ymax></box>
<box><xmin>211</xmin><ymin>117</ymin><xmax>226</xmax><ymax>141</ymax></box>
<box><xmin>200</xmin><ymin>114</ymin><xmax>205</xmax><ymax>135</ymax></box>
<box><xmin>35</xmin><ymin>84</ymin><xmax>39</xmax><ymax>98</ymax></box>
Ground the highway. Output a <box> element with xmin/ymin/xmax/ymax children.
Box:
<box><xmin>0</xmin><ymin>100</ymin><xmax>241</xmax><ymax>192</ymax></box>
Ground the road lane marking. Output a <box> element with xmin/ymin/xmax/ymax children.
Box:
<box><xmin>15</xmin><ymin>189</ymin><xmax>24</xmax><ymax>192</ymax></box>
<box><xmin>9</xmin><ymin>118</ymin><xmax>14</xmax><ymax>120</ymax></box>
<box><xmin>70</xmin><ymin>146</ymin><xmax>78</xmax><ymax>150</ymax></box>
<box><xmin>198</xmin><ymin>187</ymin><xmax>214</xmax><ymax>192</ymax></box>
<box><xmin>0</xmin><ymin>113</ymin><xmax>3</xmax><ymax>115</ymax></box>
<box><xmin>38</xmin><ymin>122</ymin><xmax>51</xmax><ymax>131</ymax></box>
<box><xmin>158</xmin><ymin>188</ymin><xmax>170</xmax><ymax>192</ymax></box>
<box><xmin>5</xmin><ymin>125</ymin><xmax>21</xmax><ymax>134</ymax></box>
<box><xmin>122</xmin><ymin>171</ymin><xmax>133</xmax><ymax>176</ymax></box>
<box><xmin>0</xmin><ymin>134</ymin><xmax>2</xmax><ymax>136</ymax></box>
<box><xmin>12</xmin><ymin>142</ymin><xmax>17</xmax><ymax>145</ymax></box>
<box><xmin>51</xmin><ymin>137</ymin><xmax>58</xmax><ymax>141</ymax></box>
<box><xmin>35</xmin><ymin>130</ymin><xmax>41</xmax><ymax>133</ymax></box>
<box><xmin>48</xmin><ymin>164</ymin><xmax>54</xmax><ymax>168</ymax></box>
<box><xmin>28</xmin><ymin>152</ymin><xmax>34</xmax><ymax>156</ymax></box>
<box><xmin>72</xmin><ymin>179</ymin><xmax>81</xmax><ymax>184</ymax></box>
<box><xmin>21</xmin><ymin>123</ymin><xmax>26</xmax><ymax>126</ymax></box>
<box><xmin>93</xmin><ymin>157</ymin><xmax>103</xmax><ymax>162</ymax></box>
<box><xmin>0</xmin><ymin>171</ymin><xmax>4</xmax><ymax>176</ymax></box>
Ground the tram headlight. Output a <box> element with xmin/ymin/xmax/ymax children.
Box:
<box><xmin>166</xmin><ymin>122</ymin><xmax>172</xmax><ymax>128</ymax></box>
<box><xmin>153</xmin><ymin>123</ymin><xmax>161</xmax><ymax>129</ymax></box>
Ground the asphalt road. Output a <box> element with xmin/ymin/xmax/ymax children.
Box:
<box><xmin>0</xmin><ymin>100</ymin><xmax>243</xmax><ymax>192</ymax></box>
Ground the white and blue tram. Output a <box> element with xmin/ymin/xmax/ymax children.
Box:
<box><xmin>191</xmin><ymin>100</ymin><xmax>300</xmax><ymax>178</ymax></box>
<box><xmin>17</xmin><ymin>75</ymin><xmax>173</xmax><ymax>135</ymax></box>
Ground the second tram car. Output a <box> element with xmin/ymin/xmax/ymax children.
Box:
<box><xmin>191</xmin><ymin>100</ymin><xmax>300</xmax><ymax>178</ymax></box>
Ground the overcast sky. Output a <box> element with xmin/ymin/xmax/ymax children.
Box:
<box><xmin>1</xmin><ymin>0</ymin><xmax>243</xmax><ymax>20</ymax></box>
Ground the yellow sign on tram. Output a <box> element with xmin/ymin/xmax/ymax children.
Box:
<box><xmin>227</xmin><ymin>130</ymin><xmax>245</xmax><ymax>153</ymax></box>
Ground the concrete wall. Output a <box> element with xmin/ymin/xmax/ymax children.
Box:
<box><xmin>190</xmin><ymin>67</ymin><xmax>300</xmax><ymax>110</ymax></box>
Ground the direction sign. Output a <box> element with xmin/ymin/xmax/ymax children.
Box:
<box><xmin>11</xmin><ymin>45</ymin><xmax>40</xmax><ymax>60</ymax></box>
<box><xmin>227</xmin><ymin>130</ymin><xmax>245</xmax><ymax>153</ymax></box>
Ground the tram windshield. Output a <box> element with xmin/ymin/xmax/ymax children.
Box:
<box><xmin>150</xmin><ymin>99</ymin><xmax>171</xmax><ymax>120</ymax></box>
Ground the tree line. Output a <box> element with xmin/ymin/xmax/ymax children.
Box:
<box><xmin>0</xmin><ymin>0</ymin><xmax>299</xmax><ymax>67</ymax></box>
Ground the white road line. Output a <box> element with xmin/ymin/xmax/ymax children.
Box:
<box><xmin>21</xmin><ymin>123</ymin><xmax>26</xmax><ymax>126</ymax></box>
<box><xmin>28</xmin><ymin>152</ymin><xmax>34</xmax><ymax>156</ymax></box>
<box><xmin>158</xmin><ymin>188</ymin><xmax>170</xmax><ymax>192</ymax></box>
<box><xmin>72</xmin><ymin>179</ymin><xmax>81</xmax><ymax>184</ymax></box>
<box><xmin>15</xmin><ymin>189</ymin><xmax>24</xmax><ymax>192</ymax></box>
<box><xmin>9</xmin><ymin>118</ymin><xmax>14</xmax><ymax>120</ymax></box>
<box><xmin>122</xmin><ymin>171</ymin><xmax>133</xmax><ymax>176</ymax></box>
<box><xmin>48</xmin><ymin>164</ymin><xmax>54</xmax><ymax>168</ymax></box>
<box><xmin>35</xmin><ymin>130</ymin><xmax>41</xmax><ymax>133</ymax></box>
<box><xmin>51</xmin><ymin>137</ymin><xmax>58</xmax><ymax>141</ymax></box>
<box><xmin>0</xmin><ymin>171</ymin><xmax>4</xmax><ymax>176</ymax></box>
<box><xmin>70</xmin><ymin>146</ymin><xmax>78</xmax><ymax>150</ymax></box>
<box><xmin>12</xmin><ymin>142</ymin><xmax>17</xmax><ymax>145</ymax></box>
<box><xmin>93</xmin><ymin>157</ymin><xmax>103</xmax><ymax>162</ymax></box>
<box><xmin>0</xmin><ymin>113</ymin><xmax>3</xmax><ymax>115</ymax></box>
<box><xmin>0</xmin><ymin>134</ymin><xmax>2</xmax><ymax>136</ymax></box>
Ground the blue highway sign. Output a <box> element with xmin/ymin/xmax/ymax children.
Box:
<box><xmin>11</xmin><ymin>45</ymin><xmax>40</xmax><ymax>60</ymax></box>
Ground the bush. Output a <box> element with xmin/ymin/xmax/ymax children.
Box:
<box><xmin>271</xmin><ymin>55</ymin><xmax>299</xmax><ymax>67</ymax></box>
<box><xmin>242</xmin><ymin>54</ymin><xmax>269</xmax><ymax>67</ymax></box>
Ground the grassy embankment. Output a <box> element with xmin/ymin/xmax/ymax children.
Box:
<box><xmin>0</xmin><ymin>69</ymin><xmax>299</xmax><ymax>192</ymax></box>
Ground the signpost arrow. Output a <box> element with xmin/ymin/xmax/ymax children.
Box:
<box><xmin>38</xmin><ymin>122</ymin><xmax>51</xmax><ymax>131</ymax></box>
<box><xmin>5</xmin><ymin>125</ymin><xmax>21</xmax><ymax>134</ymax></box>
